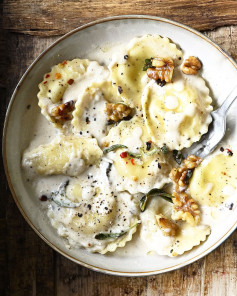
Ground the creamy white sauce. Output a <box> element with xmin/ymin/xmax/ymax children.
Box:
<box><xmin>63</xmin><ymin>62</ymin><xmax>109</xmax><ymax>104</ymax></box>
<box><xmin>123</xmin><ymin>127</ymin><xmax>143</xmax><ymax>152</ymax></box>
<box><xmin>73</xmin><ymin>90</ymin><xmax>108</xmax><ymax>145</ymax></box>
<box><xmin>164</xmin><ymin>112</ymin><xmax>185</xmax><ymax>147</ymax></box>
<box><xmin>164</xmin><ymin>95</ymin><xmax>179</xmax><ymax>110</ymax></box>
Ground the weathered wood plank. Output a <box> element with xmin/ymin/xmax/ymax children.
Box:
<box><xmin>2</xmin><ymin>0</ymin><xmax>237</xmax><ymax>36</ymax></box>
<box><xmin>3</xmin><ymin>33</ymin><xmax>57</xmax><ymax>296</ymax></box>
<box><xmin>204</xmin><ymin>26</ymin><xmax>237</xmax><ymax>60</ymax></box>
<box><xmin>0</xmin><ymin>26</ymin><xmax>10</xmax><ymax>296</ymax></box>
<box><xmin>202</xmin><ymin>231</ymin><xmax>237</xmax><ymax>296</ymax></box>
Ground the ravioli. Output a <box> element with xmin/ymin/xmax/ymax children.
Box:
<box><xmin>38</xmin><ymin>59</ymin><xmax>109</xmax><ymax>129</ymax></box>
<box><xmin>109</xmin><ymin>34</ymin><xmax>183</xmax><ymax>109</ymax></box>
<box><xmin>72</xmin><ymin>80</ymin><xmax>119</xmax><ymax>144</ymax></box>
<box><xmin>189</xmin><ymin>151</ymin><xmax>237</xmax><ymax>207</ymax></box>
<box><xmin>140</xmin><ymin>199</ymin><xmax>210</xmax><ymax>257</ymax></box>
<box><xmin>22</xmin><ymin>135</ymin><xmax>102</xmax><ymax>176</ymax></box>
<box><xmin>103</xmin><ymin>115</ymin><xmax>172</xmax><ymax>194</ymax></box>
<box><xmin>47</xmin><ymin>163</ymin><xmax>139</xmax><ymax>254</ymax></box>
<box><xmin>142</xmin><ymin>69</ymin><xmax>213</xmax><ymax>149</ymax></box>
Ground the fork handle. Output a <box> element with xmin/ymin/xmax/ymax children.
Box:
<box><xmin>216</xmin><ymin>85</ymin><xmax>237</xmax><ymax>115</ymax></box>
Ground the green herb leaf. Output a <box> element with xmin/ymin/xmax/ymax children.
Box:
<box><xmin>95</xmin><ymin>231</ymin><xmax>126</xmax><ymax>240</ymax></box>
<box><xmin>127</xmin><ymin>151</ymin><xmax>142</xmax><ymax>159</ymax></box>
<box><xmin>173</xmin><ymin>150</ymin><xmax>183</xmax><ymax>165</ymax></box>
<box><xmin>95</xmin><ymin>222</ymin><xmax>140</xmax><ymax>240</ymax></box>
<box><xmin>140</xmin><ymin>195</ymin><xmax>148</xmax><ymax>212</ymax></box>
<box><xmin>51</xmin><ymin>181</ymin><xmax>81</xmax><ymax>208</ymax></box>
<box><xmin>143</xmin><ymin>58</ymin><xmax>154</xmax><ymax>71</ymax></box>
<box><xmin>103</xmin><ymin>144</ymin><xmax>128</xmax><ymax>154</ymax></box>
<box><xmin>161</xmin><ymin>145</ymin><xmax>169</xmax><ymax>154</ymax></box>
<box><xmin>145</xmin><ymin>147</ymin><xmax>159</xmax><ymax>156</ymax></box>
<box><xmin>140</xmin><ymin>188</ymin><xmax>173</xmax><ymax>212</ymax></box>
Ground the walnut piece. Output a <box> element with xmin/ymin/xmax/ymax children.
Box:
<box><xmin>181</xmin><ymin>56</ymin><xmax>202</xmax><ymax>75</ymax></box>
<box><xmin>105</xmin><ymin>103</ymin><xmax>132</xmax><ymax>122</ymax></box>
<box><xmin>147</xmin><ymin>57</ymin><xmax>174</xmax><ymax>83</ymax></box>
<box><xmin>171</xmin><ymin>192</ymin><xmax>200</xmax><ymax>226</ymax></box>
<box><xmin>169</xmin><ymin>155</ymin><xmax>202</xmax><ymax>226</ymax></box>
<box><xmin>170</xmin><ymin>155</ymin><xmax>202</xmax><ymax>191</ymax></box>
<box><xmin>156</xmin><ymin>214</ymin><xmax>179</xmax><ymax>236</ymax></box>
<box><xmin>51</xmin><ymin>100</ymin><xmax>75</xmax><ymax>122</ymax></box>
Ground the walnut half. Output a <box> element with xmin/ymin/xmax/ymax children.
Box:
<box><xmin>156</xmin><ymin>214</ymin><xmax>179</xmax><ymax>236</ymax></box>
<box><xmin>105</xmin><ymin>103</ymin><xmax>132</xmax><ymax>122</ymax></box>
<box><xmin>169</xmin><ymin>155</ymin><xmax>202</xmax><ymax>191</ymax></box>
<box><xmin>147</xmin><ymin>57</ymin><xmax>174</xmax><ymax>83</ymax></box>
<box><xmin>181</xmin><ymin>56</ymin><xmax>202</xmax><ymax>75</ymax></box>
<box><xmin>171</xmin><ymin>192</ymin><xmax>200</xmax><ymax>226</ymax></box>
<box><xmin>51</xmin><ymin>100</ymin><xmax>75</xmax><ymax>122</ymax></box>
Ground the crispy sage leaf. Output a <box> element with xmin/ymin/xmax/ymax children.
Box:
<box><xmin>127</xmin><ymin>151</ymin><xmax>142</xmax><ymax>159</ymax></box>
<box><xmin>173</xmin><ymin>150</ymin><xmax>183</xmax><ymax>165</ymax></box>
<box><xmin>103</xmin><ymin>144</ymin><xmax>128</xmax><ymax>154</ymax></box>
<box><xmin>95</xmin><ymin>231</ymin><xmax>126</xmax><ymax>240</ymax></box>
<box><xmin>140</xmin><ymin>188</ymin><xmax>173</xmax><ymax>212</ymax></box>
<box><xmin>95</xmin><ymin>222</ymin><xmax>139</xmax><ymax>240</ymax></box>
<box><xmin>145</xmin><ymin>147</ymin><xmax>159</xmax><ymax>156</ymax></box>
<box><xmin>161</xmin><ymin>145</ymin><xmax>169</xmax><ymax>154</ymax></box>
<box><xmin>104</xmin><ymin>144</ymin><xmax>141</xmax><ymax>158</ymax></box>
<box><xmin>143</xmin><ymin>58</ymin><xmax>154</xmax><ymax>71</ymax></box>
<box><xmin>51</xmin><ymin>181</ymin><xmax>80</xmax><ymax>208</ymax></box>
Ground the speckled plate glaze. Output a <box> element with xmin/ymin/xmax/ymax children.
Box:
<box><xmin>3</xmin><ymin>15</ymin><xmax>237</xmax><ymax>276</ymax></box>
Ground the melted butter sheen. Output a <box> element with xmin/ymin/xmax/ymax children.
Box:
<box><xmin>114</xmin><ymin>153</ymin><xmax>151</xmax><ymax>180</ymax></box>
<box><xmin>189</xmin><ymin>153</ymin><xmax>237</xmax><ymax>206</ymax></box>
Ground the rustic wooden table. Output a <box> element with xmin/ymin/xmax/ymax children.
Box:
<box><xmin>1</xmin><ymin>1</ymin><xmax>237</xmax><ymax>295</ymax></box>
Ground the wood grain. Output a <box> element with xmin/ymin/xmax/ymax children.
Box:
<box><xmin>1</xmin><ymin>1</ymin><xmax>237</xmax><ymax>295</ymax></box>
<box><xmin>2</xmin><ymin>0</ymin><xmax>237</xmax><ymax>36</ymax></box>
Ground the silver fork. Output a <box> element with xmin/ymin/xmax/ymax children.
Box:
<box><xmin>183</xmin><ymin>85</ymin><xmax>237</xmax><ymax>158</ymax></box>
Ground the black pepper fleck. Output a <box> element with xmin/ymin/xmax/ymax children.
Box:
<box><xmin>146</xmin><ymin>141</ymin><xmax>151</xmax><ymax>151</ymax></box>
<box><xmin>40</xmin><ymin>195</ymin><xmax>48</xmax><ymax>201</ymax></box>
<box><xmin>226</xmin><ymin>149</ymin><xmax>233</xmax><ymax>156</ymax></box>
<box><xmin>118</xmin><ymin>86</ymin><xmax>123</xmax><ymax>94</ymax></box>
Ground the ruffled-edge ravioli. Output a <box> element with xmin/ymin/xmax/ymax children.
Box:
<box><xmin>22</xmin><ymin>135</ymin><xmax>102</xmax><ymax>177</ymax></box>
<box><xmin>142</xmin><ymin>69</ymin><xmax>213</xmax><ymax>150</ymax></box>
<box><xmin>72</xmin><ymin>80</ymin><xmax>119</xmax><ymax>143</ymax></box>
<box><xmin>189</xmin><ymin>152</ymin><xmax>237</xmax><ymax>207</ymax></box>
<box><xmin>103</xmin><ymin>115</ymin><xmax>172</xmax><ymax>194</ymax></box>
<box><xmin>47</xmin><ymin>177</ymin><xmax>139</xmax><ymax>254</ymax></box>
<box><xmin>140</xmin><ymin>199</ymin><xmax>210</xmax><ymax>257</ymax></box>
<box><xmin>109</xmin><ymin>34</ymin><xmax>183</xmax><ymax>109</ymax></box>
<box><xmin>38</xmin><ymin>59</ymin><xmax>109</xmax><ymax>129</ymax></box>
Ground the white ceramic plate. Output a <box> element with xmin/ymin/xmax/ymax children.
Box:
<box><xmin>3</xmin><ymin>15</ymin><xmax>237</xmax><ymax>276</ymax></box>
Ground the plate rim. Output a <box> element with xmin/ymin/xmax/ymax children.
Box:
<box><xmin>3</xmin><ymin>14</ymin><xmax>237</xmax><ymax>277</ymax></box>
